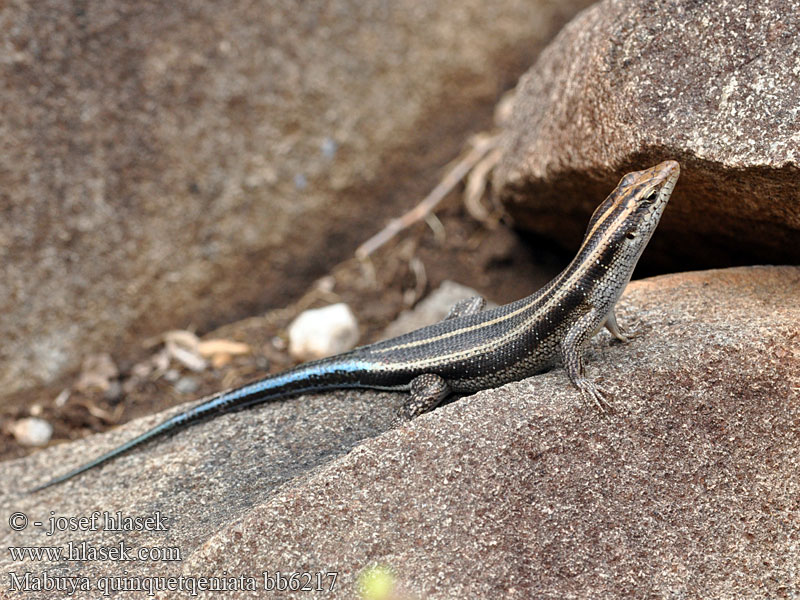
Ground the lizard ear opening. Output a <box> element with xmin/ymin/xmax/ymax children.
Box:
<box><xmin>625</xmin><ymin>232</ymin><xmax>637</xmax><ymax>240</ymax></box>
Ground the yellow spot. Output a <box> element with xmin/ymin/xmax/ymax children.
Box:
<box><xmin>358</xmin><ymin>565</ymin><xmax>396</xmax><ymax>600</ymax></box>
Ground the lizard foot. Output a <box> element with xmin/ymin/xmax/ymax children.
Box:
<box><xmin>576</xmin><ymin>378</ymin><xmax>616</xmax><ymax>415</ymax></box>
<box><xmin>392</xmin><ymin>373</ymin><xmax>450</xmax><ymax>426</ymax></box>
<box><xmin>604</xmin><ymin>311</ymin><xmax>637</xmax><ymax>343</ymax></box>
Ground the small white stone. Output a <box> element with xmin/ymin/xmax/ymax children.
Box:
<box><xmin>288</xmin><ymin>303</ymin><xmax>359</xmax><ymax>361</ymax></box>
<box><xmin>11</xmin><ymin>417</ymin><xmax>53</xmax><ymax>447</ymax></box>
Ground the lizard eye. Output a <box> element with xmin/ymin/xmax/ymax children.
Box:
<box><xmin>625</xmin><ymin>232</ymin><xmax>637</xmax><ymax>240</ymax></box>
<box><xmin>643</xmin><ymin>189</ymin><xmax>659</xmax><ymax>203</ymax></box>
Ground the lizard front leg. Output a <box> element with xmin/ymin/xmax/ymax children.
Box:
<box><xmin>604</xmin><ymin>309</ymin><xmax>633</xmax><ymax>343</ymax></box>
<box><xmin>561</xmin><ymin>308</ymin><xmax>614</xmax><ymax>413</ymax></box>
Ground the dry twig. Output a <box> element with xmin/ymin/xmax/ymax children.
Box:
<box><xmin>355</xmin><ymin>133</ymin><xmax>501</xmax><ymax>260</ymax></box>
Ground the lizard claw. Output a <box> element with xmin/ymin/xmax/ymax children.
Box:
<box><xmin>577</xmin><ymin>379</ymin><xmax>616</xmax><ymax>414</ymax></box>
<box><xmin>616</xmin><ymin>324</ymin><xmax>639</xmax><ymax>343</ymax></box>
<box><xmin>604</xmin><ymin>312</ymin><xmax>637</xmax><ymax>344</ymax></box>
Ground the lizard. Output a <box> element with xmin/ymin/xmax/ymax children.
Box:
<box><xmin>31</xmin><ymin>160</ymin><xmax>680</xmax><ymax>492</ymax></box>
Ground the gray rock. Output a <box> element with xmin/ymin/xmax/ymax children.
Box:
<box><xmin>0</xmin><ymin>0</ymin><xmax>594</xmax><ymax>395</ymax></box>
<box><xmin>382</xmin><ymin>280</ymin><xmax>495</xmax><ymax>338</ymax></box>
<box><xmin>495</xmin><ymin>0</ymin><xmax>800</xmax><ymax>269</ymax></box>
<box><xmin>2</xmin><ymin>266</ymin><xmax>797</xmax><ymax>598</ymax></box>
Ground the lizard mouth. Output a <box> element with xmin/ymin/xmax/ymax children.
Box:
<box><xmin>655</xmin><ymin>160</ymin><xmax>681</xmax><ymax>192</ymax></box>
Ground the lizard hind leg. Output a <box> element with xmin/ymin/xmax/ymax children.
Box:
<box><xmin>444</xmin><ymin>296</ymin><xmax>486</xmax><ymax>320</ymax></box>
<box><xmin>394</xmin><ymin>373</ymin><xmax>451</xmax><ymax>423</ymax></box>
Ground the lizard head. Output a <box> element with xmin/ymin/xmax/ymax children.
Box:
<box><xmin>582</xmin><ymin>160</ymin><xmax>680</xmax><ymax>265</ymax></box>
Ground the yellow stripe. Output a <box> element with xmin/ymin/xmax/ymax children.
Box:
<box><xmin>370</xmin><ymin>197</ymin><xmax>642</xmax><ymax>370</ymax></box>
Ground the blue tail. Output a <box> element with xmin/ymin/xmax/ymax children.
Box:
<box><xmin>29</xmin><ymin>357</ymin><xmax>374</xmax><ymax>493</ymax></box>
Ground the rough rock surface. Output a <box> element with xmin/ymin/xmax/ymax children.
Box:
<box><xmin>0</xmin><ymin>0</ymin><xmax>594</xmax><ymax>395</ymax></box>
<box><xmin>2</xmin><ymin>266</ymin><xmax>797</xmax><ymax>599</ymax></box>
<box><xmin>495</xmin><ymin>0</ymin><xmax>800</xmax><ymax>269</ymax></box>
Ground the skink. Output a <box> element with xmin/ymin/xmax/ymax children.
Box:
<box><xmin>32</xmin><ymin>160</ymin><xmax>680</xmax><ymax>492</ymax></box>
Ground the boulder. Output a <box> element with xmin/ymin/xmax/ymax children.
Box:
<box><xmin>495</xmin><ymin>0</ymin><xmax>800</xmax><ymax>270</ymax></box>
<box><xmin>0</xmin><ymin>0</ymin><xmax>594</xmax><ymax>394</ymax></box>
<box><xmin>2</xmin><ymin>266</ymin><xmax>797</xmax><ymax>598</ymax></box>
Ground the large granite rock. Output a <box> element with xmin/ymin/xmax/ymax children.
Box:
<box><xmin>0</xmin><ymin>0</ymin><xmax>593</xmax><ymax>395</ymax></box>
<box><xmin>2</xmin><ymin>266</ymin><xmax>797</xmax><ymax>599</ymax></box>
<box><xmin>495</xmin><ymin>0</ymin><xmax>800</xmax><ymax>270</ymax></box>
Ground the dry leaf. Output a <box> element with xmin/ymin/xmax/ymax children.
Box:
<box><xmin>197</xmin><ymin>339</ymin><xmax>251</xmax><ymax>357</ymax></box>
<box><xmin>76</xmin><ymin>353</ymin><xmax>118</xmax><ymax>392</ymax></box>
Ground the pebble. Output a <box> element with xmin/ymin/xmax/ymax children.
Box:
<box><xmin>288</xmin><ymin>303</ymin><xmax>359</xmax><ymax>361</ymax></box>
<box><xmin>174</xmin><ymin>376</ymin><xmax>200</xmax><ymax>395</ymax></box>
<box><xmin>11</xmin><ymin>418</ymin><xmax>53</xmax><ymax>447</ymax></box>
